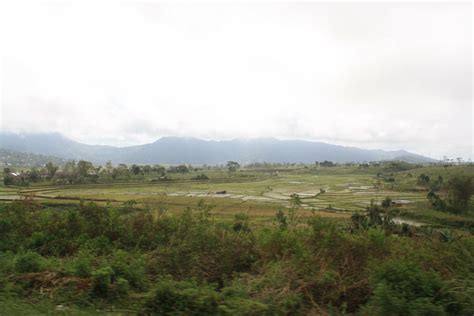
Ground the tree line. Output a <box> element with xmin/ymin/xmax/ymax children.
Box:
<box><xmin>2</xmin><ymin>160</ymin><xmax>244</xmax><ymax>186</ymax></box>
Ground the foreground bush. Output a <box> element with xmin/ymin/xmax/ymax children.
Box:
<box><xmin>15</xmin><ymin>251</ymin><xmax>45</xmax><ymax>273</ymax></box>
<box><xmin>143</xmin><ymin>278</ymin><xmax>268</xmax><ymax>315</ymax></box>
<box><xmin>0</xmin><ymin>201</ymin><xmax>473</xmax><ymax>314</ymax></box>
<box><xmin>365</xmin><ymin>261</ymin><xmax>457</xmax><ymax>315</ymax></box>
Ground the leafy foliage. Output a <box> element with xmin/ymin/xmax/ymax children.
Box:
<box><xmin>0</xmin><ymin>201</ymin><xmax>473</xmax><ymax>314</ymax></box>
<box><xmin>365</xmin><ymin>260</ymin><xmax>458</xmax><ymax>315</ymax></box>
<box><xmin>446</xmin><ymin>175</ymin><xmax>474</xmax><ymax>214</ymax></box>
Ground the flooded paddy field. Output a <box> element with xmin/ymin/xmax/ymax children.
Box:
<box><xmin>0</xmin><ymin>168</ymin><xmax>433</xmax><ymax>224</ymax></box>
<box><xmin>3</xmin><ymin>164</ymin><xmax>473</xmax><ymax>230</ymax></box>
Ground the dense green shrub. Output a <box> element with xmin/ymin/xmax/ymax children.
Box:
<box><xmin>143</xmin><ymin>278</ymin><xmax>221</xmax><ymax>315</ymax></box>
<box><xmin>0</xmin><ymin>201</ymin><xmax>473</xmax><ymax>314</ymax></box>
<box><xmin>233</xmin><ymin>213</ymin><xmax>251</xmax><ymax>232</ymax></box>
<box><xmin>143</xmin><ymin>278</ymin><xmax>269</xmax><ymax>315</ymax></box>
<box><xmin>446</xmin><ymin>175</ymin><xmax>474</xmax><ymax>214</ymax></box>
<box><xmin>15</xmin><ymin>251</ymin><xmax>45</xmax><ymax>273</ymax></box>
<box><xmin>426</xmin><ymin>175</ymin><xmax>473</xmax><ymax>215</ymax></box>
<box><xmin>90</xmin><ymin>264</ymin><xmax>136</xmax><ymax>300</ymax></box>
<box><xmin>148</xmin><ymin>224</ymin><xmax>256</xmax><ymax>284</ymax></box>
<box><xmin>114</xmin><ymin>277</ymin><xmax>130</xmax><ymax>298</ymax></box>
<box><xmin>73</xmin><ymin>255</ymin><xmax>92</xmax><ymax>278</ymax></box>
<box><xmin>365</xmin><ymin>260</ymin><xmax>458</xmax><ymax>315</ymax></box>
<box><xmin>91</xmin><ymin>266</ymin><xmax>114</xmax><ymax>298</ymax></box>
<box><xmin>109</xmin><ymin>250</ymin><xmax>147</xmax><ymax>290</ymax></box>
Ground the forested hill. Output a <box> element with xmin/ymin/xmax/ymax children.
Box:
<box><xmin>0</xmin><ymin>132</ymin><xmax>436</xmax><ymax>165</ymax></box>
<box><xmin>0</xmin><ymin>148</ymin><xmax>68</xmax><ymax>167</ymax></box>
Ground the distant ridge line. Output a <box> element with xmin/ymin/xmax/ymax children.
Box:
<box><xmin>0</xmin><ymin>132</ymin><xmax>437</xmax><ymax>165</ymax></box>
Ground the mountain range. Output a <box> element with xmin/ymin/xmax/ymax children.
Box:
<box><xmin>0</xmin><ymin>132</ymin><xmax>436</xmax><ymax>165</ymax></box>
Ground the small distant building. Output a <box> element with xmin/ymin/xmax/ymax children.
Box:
<box><xmin>87</xmin><ymin>169</ymin><xmax>98</xmax><ymax>176</ymax></box>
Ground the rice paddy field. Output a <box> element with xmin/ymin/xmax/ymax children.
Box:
<box><xmin>2</xmin><ymin>164</ymin><xmax>473</xmax><ymax>229</ymax></box>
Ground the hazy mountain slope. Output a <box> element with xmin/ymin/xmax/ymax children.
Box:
<box><xmin>0</xmin><ymin>133</ymin><xmax>436</xmax><ymax>164</ymax></box>
<box><xmin>0</xmin><ymin>133</ymin><xmax>115</xmax><ymax>162</ymax></box>
<box><xmin>0</xmin><ymin>148</ymin><xmax>68</xmax><ymax>167</ymax></box>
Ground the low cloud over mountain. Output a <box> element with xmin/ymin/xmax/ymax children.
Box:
<box><xmin>0</xmin><ymin>133</ymin><xmax>435</xmax><ymax>165</ymax></box>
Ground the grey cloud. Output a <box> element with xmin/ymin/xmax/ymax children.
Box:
<box><xmin>0</xmin><ymin>2</ymin><xmax>471</xmax><ymax>159</ymax></box>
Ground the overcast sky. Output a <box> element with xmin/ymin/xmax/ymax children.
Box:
<box><xmin>0</xmin><ymin>2</ymin><xmax>472</xmax><ymax>160</ymax></box>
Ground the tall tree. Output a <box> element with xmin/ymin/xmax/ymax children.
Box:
<box><xmin>77</xmin><ymin>160</ymin><xmax>94</xmax><ymax>177</ymax></box>
<box><xmin>105</xmin><ymin>161</ymin><xmax>113</xmax><ymax>175</ymax></box>
<box><xmin>447</xmin><ymin>175</ymin><xmax>474</xmax><ymax>213</ymax></box>
<box><xmin>131</xmin><ymin>164</ymin><xmax>141</xmax><ymax>175</ymax></box>
<box><xmin>45</xmin><ymin>162</ymin><xmax>59</xmax><ymax>178</ymax></box>
<box><xmin>64</xmin><ymin>160</ymin><xmax>77</xmax><ymax>175</ymax></box>
<box><xmin>226</xmin><ymin>161</ymin><xmax>240</xmax><ymax>172</ymax></box>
